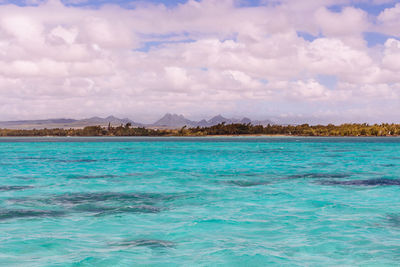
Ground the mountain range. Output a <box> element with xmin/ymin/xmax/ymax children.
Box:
<box><xmin>153</xmin><ymin>113</ymin><xmax>271</xmax><ymax>128</ymax></box>
<box><xmin>0</xmin><ymin>114</ymin><xmax>273</xmax><ymax>130</ymax></box>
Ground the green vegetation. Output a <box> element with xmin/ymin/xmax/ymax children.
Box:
<box><xmin>1</xmin><ymin>122</ymin><xmax>400</xmax><ymax>137</ymax></box>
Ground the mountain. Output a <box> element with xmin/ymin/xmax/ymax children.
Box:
<box><xmin>196</xmin><ymin>119</ymin><xmax>208</xmax><ymax>127</ymax></box>
<box><xmin>0</xmin><ymin>114</ymin><xmax>275</xmax><ymax>129</ymax></box>
<box><xmin>152</xmin><ymin>113</ymin><xmax>195</xmax><ymax>128</ymax></box>
<box><xmin>151</xmin><ymin>114</ymin><xmax>275</xmax><ymax>128</ymax></box>
<box><xmin>207</xmin><ymin>115</ymin><xmax>231</xmax><ymax>125</ymax></box>
<box><xmin>78</xmin><ymin>116</ymin><xmax>139</xmax><ymax>126</ymax></box>
<box><xmin>240</xmin><ymin>117</ymin><xmax>252</xmax><ymax>124</ymax></box>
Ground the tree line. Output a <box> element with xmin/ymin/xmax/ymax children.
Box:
<box><xmin>1</xmin><ymin>122</ymin><xmax>400</xmax><ymax>137</ymax></box>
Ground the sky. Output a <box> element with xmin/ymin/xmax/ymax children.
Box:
<box><xmin>0</xmin><ymin>0</ymin><xmax>399</xmax><ymax>123</ymax></box>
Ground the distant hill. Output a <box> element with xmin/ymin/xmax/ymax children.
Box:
<box><xmin>0</xmin><ymin>114</ymin><xmax>274</xmax><ymax>129</ymax></box>
<box><xmin>77</xmin><ymin>116</ymin><xmax>139</xmax><ymax>126</ymax></box>
<box><xmin>207</xmin><ymin>115</ymin><xmax>230</xmax><ymax>125</ymax></box>
<box><xmin>0</xmin><ymin>118</ymin><xmax>78</xmax><ymax>127</ymax></box>
<box><xmin>150</xmin><ymin>114</ymin><xmax>274</xmax><ymax>128</ymax></box>
<box><xmin>152</xmin><ymin>113</ymin><xmax>196</xmax><ymax>128</ymax></box>
<box><xmin>0</xmin><ymin>116</ymin><xmax>142</xmax><ymax>130</ymax></box>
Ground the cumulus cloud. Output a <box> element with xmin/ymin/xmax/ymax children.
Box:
<box><xmin>382</xmin><ymin>38</ymin><xmax>400</xmax><ymax>71</ymax></box>
<box><xmin>0</xmin><ymin>0</ymin><xmax>398</xmax><ymax>123</ymax></box>
<box><xmin>377</xmin><ymin>3</ymin><xmax>400</xmax><ymax>36</ymax></box>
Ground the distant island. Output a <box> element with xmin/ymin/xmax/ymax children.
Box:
<box><xmin>0</xmin><ymin>114</ymin><xmax>272</xmax><ymax>130</ymax></box>
<box><xmin>0</xmin><ymin>113</ymin><xmax>398</xmax><ymax>137</ymax></box>
<box><xmin>0</xmin><ymin>122</ymin><xmax>399</xmax><ymax>137</ymax></box>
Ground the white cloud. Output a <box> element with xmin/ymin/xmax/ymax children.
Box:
<box><xmin>0</xmin><ymin>0</ymin><xmax>398</xmax><ymax>122</ymax></box>
<box><xmin>315</xmin><ymin>7</ymin><xmax>368</xmax><ymax>37</ymax></box>
<box><xmin>50</xmin><ymin>25</ymin><xmax>78</xmax><ymax>45</ymax></box>
<box><xmin>288</xmin><ymin>79</ymin><xmax>331</xmax><ymax>100</ymax></box>
<box><xmin>377</xmin><ymin>3</ymin><xmax>400</xmax><ymax>36</ymax></box>
<box><xmin>382</xmin><ymin>38</ymin><xmax>400</xmax><ymax>71</ymax></box>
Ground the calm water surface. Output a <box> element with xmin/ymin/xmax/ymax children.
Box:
<box><xmin>0</xmin><ymin>137</ymin><xmax>399</xmax><ymax>266</ymax></box>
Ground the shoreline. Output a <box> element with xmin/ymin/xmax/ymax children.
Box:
<box><xmin>2</xmin><ymin>123</ymin><xmax>400</xmax><ymax>138</ymax></box>
<box><xmin>0</xmin><ymin>135</ymin><xmax>399</xmax><ymax>138</ymax></box>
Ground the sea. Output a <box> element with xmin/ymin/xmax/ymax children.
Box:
<box><xmin>0</xmin><ymin>137</ymin><xmax>399</xmax><ymax>266</ymax></box>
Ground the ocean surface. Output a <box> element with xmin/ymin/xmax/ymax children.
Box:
<box><xmin>0</xmin><ymin>137</ymin><xmax>400</xmax><ymax>266</ymax></box>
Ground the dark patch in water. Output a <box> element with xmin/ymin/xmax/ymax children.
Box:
<box><xmin>0</xmin><ymin>210</ymin><xmax>65</xmax><ymax>221</ymax></box>
<box><xmin>223</xmin><ymin>180</ymin><xmax>270</xmax><ymax>187</ymax></box>
<box><xmin>288</xmin><ymin>173</ymin><xmax>350</xmax><ymax>179</ymax></box>
<box><xmin>319</xmin><ymin>179</ymin><xmax>400</xmax><ymax>186</ymax></box>
<box><xmin>74</xmin><ymin>204</ymin><xmax>163</xmax><ymax>214</ymax></box>
<box><xmin>11</xmin><ymin>192</ymin><xmax>175</xmax><ymax>206</ymax></box>
<box><xmin>325</xmin><ymin>154</ymin><xmax>343</xmax><ymax>158</ymax></box>
<box><xmin>67</xmin><ymin>174</ymin><xmax>119</xmax><ymax>179</ymax></box>
<box><xmin>368</xmin><ymin>149</ymin><xmax>383</xmax><ymax>152</ymax></box>
<box><xmin>19</xmin><ymin>157</ymin><xmax>54</xmax><ymax>160</ymax></box>
<box><xmin>49</xmin><ymin>192</ymin><xmax>175</xmax><ymax>205</ymax></box>
<box><xmin>55</xmin><ymin>159</ymin><xmax>97</xmax><ymax>163</ymax></box>
<box><xmin>0</xmin><ymin>185</ymin><xmax>33</xmax><ymax>191</ymax></box>
<box><xmin>8</xmin><ymin>192</ymin><xmax>176</xmax><ymax>217</ymax></box>
<box><xmin>381</xmin><ymin>164</ymin><xmax>396</xmax><ymax>167</ymax></box>
<box><xmin>218</xmin><ymin>173</ymin><xmax>266</xmax><ymax>178</ymax></box>
<box><xmin>310</xmin><ymin>162</ymin><xmax>333</xmax><ymax>166</ymax></box>
<box><xmin>331</xmin><ymin>149</ymin><xmax>352</xmax><ymax>152</ymax></box>
<box><xmin>113</xmin><ymin>239</ymin><xmax>175</xmax><ymax>248</ymax></box>
<box><xmin>67</xmin><ymin>173</ymin><xmax>142</xmax><ymax>179</ymax></box>
<box><xmin>387</xmin><ymin>214</ymin><xmax>400</xmax><ymax>227</ymax></box>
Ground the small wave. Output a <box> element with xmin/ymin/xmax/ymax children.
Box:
<box><xmin>55</xmin><ymin>159</ymin><xmax>98</xmax><ymax>163</ymax></box>
<box><xmin>288</xmin><ymin>173</ymin><xmax>350</xmax><ymax>179</ymax></box>
<box><xmin>0</xmin><ymin>209</ymin><xmax>65</xmax><ymax>221</ymax></box>
<box><xmin>310</xmin><ymin>162</ymin><xmax>333</xmax><ymax>166</ymax></box>
<box><xmin>0</xmin><ymin>185</ymin><xmax>33</xmax><ymax>191</ymax></box>
<box><xmin>74</xmin><ymin>204</ymin><xmax>163</xmax><ymax>215</ymax></box>
<box><xmin>111</xmin><ymin>239</ymin><xmax>175</xmax><ymax>249</ymax></box>
<box><xmin>19</xmin><ymin>157</ymin><xmax>55</xmax><ymax>160</ymax></box>
<box><xmin>318</xmin><ymin>178</ymin><xmax>400</xmax><ymax>186</ymax></box>
<box><xmin>67</xmin><ymin>174</ymin><xmax>119</xmax><ymax>179</ymax></box>
<box><xmin>223</xmin><ymin>180</ymin><xmax>270</xmax><ymax>187</ymax></box>
<box><xmin>217</xmin><ymin>173</ymin><xmax>267</xmax><ymax>177</ymax></box>
<box><xmin>9</xmin><ymin>192</ymin><xmax>178</xmax><ymax>208</ymax></box>
<box><xmin>48</xmin><ymin>192</ymin><xmax>172</xmax><ymax>205</ymax></box>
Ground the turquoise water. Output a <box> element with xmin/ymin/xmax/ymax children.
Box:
<box><xmin>0</xmin><ymin>137</ymin><xmax>400</xmax><ymax>266</ymax></box>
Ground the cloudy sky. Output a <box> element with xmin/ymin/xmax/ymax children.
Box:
<box><xmin>0</xmin><ymin>0</ymin><xmax>399</xmax><ymax>123</ymax></box>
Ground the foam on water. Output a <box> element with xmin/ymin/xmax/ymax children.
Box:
<box><xmin>0</xmin><ymin>137</ymin><xmax>400</xmax><ymax>266</ymax></box>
